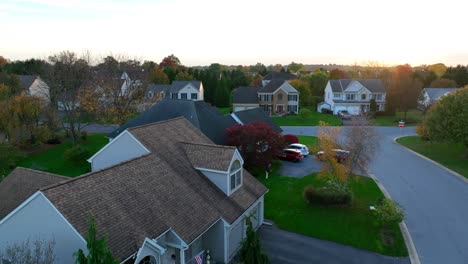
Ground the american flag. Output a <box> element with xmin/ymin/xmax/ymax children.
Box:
<box><xmin>195</xmin><ymin>251</ymin><xmax>204</xmax><ymax>264</ymax></box>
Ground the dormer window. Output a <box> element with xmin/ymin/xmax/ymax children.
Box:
<box><xmin>230</xmin><ymin>160</ymin><xmax>242</xmax><ymax>192</ymax></box>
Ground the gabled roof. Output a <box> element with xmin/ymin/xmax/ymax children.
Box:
<box><xmin>147</xmin><ymin>84</ymin><xmax>171</xmax><ymax>94</ymax></box>
<box><xmin>170</xmin><ymin>81</ymin><xmax>202</xmax><ymax>93</ymax></box>
<box><xmin>107</xmin><ymin>99</ymin><xmax>236</xmax><ymax>144</ymax></box>
<box><xmin>258</xmin><ymin>79</ymin><xmax>298</xmax><ymax>93</ymax></box>
<box><xmin>423</xmin><ymin>88</ymin><xmax>458</xmax><ymax>102</ymax></box>
<box><xmin>18</xmin><ymin>75</ymin><xmax>38</xmax><ymax>91</ymax></box>
<box><xmin>230</xmin><ymin>108</ymin><xmax>282</xmax><ymax>133</ymax></box>
<box><xmin>41</xmin><ymin>117</ymin><xmax>267</xmax><ymax>261</ymax></box>
<box><xmin>181</xmin><ymin>142</ymin><xmax>237</xmax><ymax>172</ymax></box>
<box><xmin>262</xmin><ymin>71</ymin><xmax>297</xmax><ymax>81</ymax></box>
<box><xmin>329</xmin><ymin>79</ymin><xmax>386</xmax><ymax>93</ymax></box>
<box><xmin>233</xmin><ymin>86</ymin><xmax>261</xmax><ymax>104</ymax></box>
<box><xmin>0</xmin><ymin>167</ymin><xmax>68</xmax><ymax>219</ymax></box>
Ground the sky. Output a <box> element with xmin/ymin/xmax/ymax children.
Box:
<box><xmin>1</xmin><ymin>0</ymin><xmax>467</xmax><ymax>67</ymax></box>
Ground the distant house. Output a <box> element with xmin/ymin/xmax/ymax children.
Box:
<box><xmin>418</xmin><ymin>88</ymin><xmax>458</xmax><ymax>109</ymax></box>
<box><xmin>146</xmin><ymin>81</ymin><xmax>204</xmax><ymax>101</ymax></box>
<box><xmin>18</xmin><ymin>75</ymin><xmax>50</xmax><ymax>101</ymax></box>
<box><xmin>319</xmin><ymin>79</ymin><xmax>386</xmax><ymax>115</ymax></box>
<box><xmin>233</xmin><ymin>72</ymin><xmax>300</xmax><ymax>115</ymax></box>
<box><xmin>0</xmin><ymin>118</ymin><xmax>267</xmax><ymax>264</ymax></box>
<box><xmin>108</xmin><ymin>99</ymin><xmax>282</xmax><ymax>144</ymax></box>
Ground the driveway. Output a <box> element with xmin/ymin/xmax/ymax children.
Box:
<box><xmin>259</xmin><ymin>223</ymin><xmax>410</xmax><ymax>264</ymax></box>
<box><xmin>281</xmin><ymin>126</ymin><xmax>468</xmax><ymax>264</ymax></box>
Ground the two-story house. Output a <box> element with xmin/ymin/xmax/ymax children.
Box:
<box><xmin>319</xmin><ymin>79</ymin><xmax>386</xmax><ymax>115</ymax></box>
<box><xmin>418</xmin><ymin>87</ymin><xmax>458</xmax><ymax>109</ymax></box>
<box><xmin>147</xmin><ymin>81</ymin><xmax>204</xmax><ymax>101</ymax></box>
<box><xmin>233</xmin><ymin>73</ymin><xmax>300</xmax><ymax>115</ymax></box>
<box><xmin>18</xmin><ymin>75</ymin><xmax>50</xmax><ymax>102</ymax></box>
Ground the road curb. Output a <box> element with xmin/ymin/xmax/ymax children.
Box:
<box><xmin>393</xmin><ymin>136</ymin><xmax>468</xmax><ymax>184</ymax></box>
<box><xmin>362</xmin><ymin>166</ymin><xmax>421</xmax><ymax>264</ymax></box>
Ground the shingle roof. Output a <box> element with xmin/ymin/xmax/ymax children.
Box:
<box><xmin>329</xmin><ymin>79</ymin><xmax>386</xmax><ymax>93</ymax></box>
<box><xmin>0</xmin><ymin>168</ymin><xmax>68</xmax><ymax>219</ymax></box>
<box><xmin>42</xmin><ymin>117</ymin><xmax>267</xmax><ymax>261</ymax></box>
<box><xmin>147</xmin><ymin>84</ymin><xmax>171</xmax><ymax>94</ymax></box>
<box><xmin>170</xmin><ymin>81</ymin><xmax>202</xmax><ymax>93</ymax></box>
<box><xmin>107</xmin><ymin>99</ymin><xmax>236</xmax><ymax>144</ymax></box>
<box><xmin>18</xmin><ymin>75</ymin><xmax>37</xmax><ymax>91</ymax></box>
<box><xmin>262</xmin><ymin>72</ymin><xmax>297</xmax><ymax>81</ymax></box>
<box><xmin>230</xmin><ymin>108</ymin><xmax>282</xmax><ymax>133</ymax></box>
<box><xmin>258</xmin><ymin>79</ymin><xmax>285</xmax><ymax>93</ymax></box>
<box><xmin>233</xmin><ymin>86</ymin><xmax>261</xmax><ymax>104</ymax></box>
<box><xmin>423</xmin><ymin>88</ymin><xmax>458</xmax><ymax>102</ymax></box>
<box><xmin>181</xmin><ymin>142</ymin><xmax>236</xmax><ymax>171</ymax></box>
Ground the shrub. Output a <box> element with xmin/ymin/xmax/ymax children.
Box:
<box><xmin>299</xmin><ymin>108</ymin><xmax>311</xmax><ymax>119</ymax></box>
<box><xmin>33</xmin><ymin>126</ymin><xmax>53</xmax><ymax>143</ymax></box>
<box><xmin>0</xmin><ymin>144</ymin><xmax>24</xmax><ymax>171</ymax></box>
<box><xmin>80</xmin><ymin>131</ymin><xmax>88</xmax><ymax>141</ymax></box>
<box><xmin>303</xmin><ymin>182</ymin><xmax>352</xmax><ymax>206</ymax></box>
<box><xmin>310</xmin><ymin>96</ymin><xmax>323</xmax><ymax>108</ymax></box>
<box><xmin>46</xmin><ymin>136</ymin><xmax>61</xmax><ymax>145</ymax></box>
<box><xmin>283</xmin><ymin>134</ymin><xmax>299</xmax><ymax>144</ymax></box>
<box><xmin>374</xmin><ymin>198</ymin><xmax>404</xmax><ymax>227</ymax></box>
<box><xmin>64</xmin><ymin>145</ymin><xmax>90</xmax><ymax>162</ymax></box>
<box><xmin>321</xmin><ymin>108</ymin><xmax>333</xmax><ymax>114</ymax></box>
<box><xmin>416</xmin><ymin>123</ymin><xmax>429</xmax><ymax>140</ymax></box>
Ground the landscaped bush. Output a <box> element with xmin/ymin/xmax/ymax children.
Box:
<box><xmin>0</xmin><ymin>144</ymin><xmax>24</xmax><ymax>171</ymax></box>
<box><xmin>46</xmin><ymin>136</ymin><xmax>61</xmax><ymax>145</ymax></box>
<box><xmin>64</xmin><ymin>145</ymin><xmax>90</xmax><ymax>162</ymax></box>
<box><xmin>33</xmin><ymin>126</ymin><xmax>53</xmax><ymax>143</ymax></box>
<box><xmin>321</xmin><ymin>108</ymin><xmax>333</xmax><ymax>115</ymax></box>
<box><xmin>374</xmin><ymin>198</ymin><xmax>404</xmax><ymax>227</ymax></box>
<box><xmin>303</xmin><ymin>182</ymin><xmax>352</xmax><ymax>206</ymax></box>
<box><xmin>80</xmin><ymin>131</ymin><xmax>88</xmax><ymax>141</ymax></box>
<box><xmin>415</xmin><ymin>123</ymin><xmax>430</xmax><ymax>141</ymax></box>
<box><xmin>283</xmin><ymin>134</ymin><xmax>299</xmax><ymax>144</ymax></box>
<box><xmin>299</xmin><ymin>108</ymin><xmax>311</xmax><ymax>119</ymax></box>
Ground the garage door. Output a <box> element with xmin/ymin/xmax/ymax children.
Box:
<box><xmin>333</xmin><ymin>105</ymin><xmax>347</xmax><ymax>115</ymax></box>
<box><xmin>347</xmin><ymin>106</ymin><xmax>360</xmax><ymax>115</ymax></box>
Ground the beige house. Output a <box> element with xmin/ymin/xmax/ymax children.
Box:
<box><xmin>18</xmin><ymin>75</ymin><xmax>50</xmax><ymax>102</ymax></box>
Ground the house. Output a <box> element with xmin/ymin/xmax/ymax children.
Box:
<box><xmin>18</xmin><ymin>75</ymin><xmax>50</xmax><ymax>101</ymax></box>
<box><xmin>145</xmin><ymin>81</ymin><xmax>204</xmax><ymax>101</ymax></box>
<box><xmin>418</xmin><ymin>88</ymin><xmax>458</xmax><ymax>109</ymax></box>
<box><xmin>0</xmin><ymin>117</ymin><xmax>267</xmax><ymax>264</ymax></box>
<box><xmin>261</xmin><ymin>71</ymin><xmax>297</xmax><ymax>87</ymax></box>
<box><xmin>232</xmin><ymin>80</ymin><xmax>300</xmax><ymax>115</ymax></box>
<box><xmin>319</xmin><ymin>79</ymin><xmax>386</xmax><ymax>115</ymax></box>
<box><xmin>108</xmin><ymin>99</ymin><xmax>281</xmax><ymax>144</ymax></box>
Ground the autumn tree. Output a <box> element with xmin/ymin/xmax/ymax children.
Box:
<box><xmin>159</xmin><ymin>54</ymin><xmax>181</xmax><ymax>69</ymax></box>
<box><xmin>388</xmin><ymin>64</ymin><xmax>423</xmax><ymax>119</ymax></box>
<box><xmin>329</xmin><ymin>68</ymin><xmax>346</xmax><ymax>80</ymax></box>
<box><xmin>428</xmin><ymin>63</ymin><xmax>447</xmax><ymax>78</ymax></box>
<box><xmin>289</xmin><ymin>79</ymin><xmax>311</xmax><ymax>107</ymax></box>
<box><xmin>148</xmin><ymin>67</ymin><xmax>170</xmax><ymax>84</ymax></box>
<box><xmin>250</xmin><ymin>74</ymin><xmax>263</xmax><ymax>86</ymax></box>
<box><xmin>429</xmin><ymin>78</ymin><xmax>457</xmax><ymax>88</ymax></box>
<box><xmin>424</xmin><ymin>87</ymin><xmax>468</xmax><ymax>153</ymax></box>
<box><xmin>226</xmin><ymin>122</ymin><xmax>286</xmax><ymax>170</ymax></box>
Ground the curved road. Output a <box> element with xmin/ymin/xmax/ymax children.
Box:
<box><xmin>282</xmin><ymin>126</ymin><xmax>468</xmax><ymax>264</ymax></box>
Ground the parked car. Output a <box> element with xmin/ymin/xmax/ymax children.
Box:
<box><xmin>287</xmin><ymin>143</ymin><xmax>309</xmax><ymax>156</ymax></box>
<box><xmin>316</xmin><ymin>149</ymin><xmax>350</xmax><ymax>163</ymax></box>
<box><xmin>278</xmin><ymin>149</ymin><xmax>304</xmax><ymax>162</ymax></box>
<box><xmin>338</xmin><ymin>110</ymin><xmax>351</xmax><ymax>120</ymax></box>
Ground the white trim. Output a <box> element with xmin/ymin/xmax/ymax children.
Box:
<box><xmin>167</xmin><ymin>229</ymin><xmax>189</xmax><ymax>248</ymax></box>
<box><xmin>195</xmin><ymin>167</ymin><xmax>227</xmax><ymax>174</ymax></box>
<box><xmin>227</xmin><ymin>194</ymin><xmax>264</xmax><ymax>228</ymax></box>
<box><xmin>186</xmin><ymin>218</ymin><xmax>225</xmax><ymax>247</ymax></box>
<box><xmin>228</xmin><ymin>168</ymin><xmax>243</xmax><ymax>195</ymax></box>
<box><xmin>230</xmin><ymin>113</ymin><xmax>243</xmax><ymax>125</ymax></box>
<box><xmin>39</xmin><ymin>192</ymin><xmax>87</xmax><ymax>244</ymax></box>
<box><xmin>87</xmin><ymin>130</ymin><xmax>150</xmax><ymax>163</ymax></box>
<box><xmin>0</xmin><ymin>192</ymin><xmax>41</xmax><ymax>225</ymax></box>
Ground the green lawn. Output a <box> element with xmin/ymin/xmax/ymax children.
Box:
<box><xmin>260</xmin><ymin>172</ymin><xmax>408</xmax><ymax>256</ymax></box>
<box><xmin>371</xmin><ymin>110</ymin><xmax>423</xmax><ymax>126</ymax></box>
<box><xmin>217</xmin><ymin>107</ymin><xmax>232</xmax><ymax>115</ymax></box>
<box><xmin>11</xmin><ymin>134</ymin><xmax>108</xmax><ymax>177</ymax></box>
<box><xmin>297</xmin><ymin>135</ymin><xmax>317</xmax><ymax>146</ymax></box>
<box><xmin>273</xmin><ymin>109</ymin><xmax>342</xmax><ymax>126</ymax></box>
<box><xmin>397</xmin><ymin>136</ymin><xmax>468</xmax><ymax>178</ymax></box>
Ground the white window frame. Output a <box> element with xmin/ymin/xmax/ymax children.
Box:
<box><xmin>346</xmin><ymin>94</ymin><xmax>355</xmax><ymax>101</ymax></box>
<box><xmin>191</xmin><ymin>93</ymin><xmax>198</xmax><ymax>100</ymax></box>
<box><xmin>181</xmin><ymin>93</ymin><xmax>188</xmax><ymax>100</ymax></box>
<box><xmin>148</xmin><ymin>91</ymin><xmax>154</xmax><ymax>98</ymax></box>
<box><xmin>229</xmin><ymin>160</ymin><xmax>243</xmax><ymax>193</ymax></box>
<box><xmin>333</xmin><ymin>93</ymin><xmax>340</xmax><ymax>98</ymax></box>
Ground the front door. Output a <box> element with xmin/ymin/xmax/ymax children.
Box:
<box><xmin>277</xmin><ymin>105</ymin><xmax>283</xmax><ymax>113</ymax></box>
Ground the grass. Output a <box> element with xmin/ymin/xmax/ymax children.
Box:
<box><xmin>217</xmin><ymin>107</ymin><xmax>232</xmax><ymax>115</ymax></box>
<box><xmin>3</xmin><ymin>134</ymin><xmax>108</xmax><ymax>178</ymax></box>
<box><xmin>397</xmin><ymin>136</ymin><xmax>468</xmax><ymax>178</ymax></box>
<box><xmin>371</xmin><ymin>110</ymin><xmax>423</xmax><ymax>126</ymax></box>
<box><xmin>297</xmin><ymin>135</ymin><xmax>318</xmax><ymax>147</ymax></box>
<box><xmin>259</xmin><ymin>172</ymin><xmax>408</xmax><ymax>257</ymax></box>
<box><xmin>272</xmin><ymin>107</ymin><xmax>342</xmax><ymax>126</ymax></box>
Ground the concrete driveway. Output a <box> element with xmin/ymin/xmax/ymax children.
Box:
<box><xmin>259</xmin><ymin>223</ymin><xmax>410</xmax><ymax>264</ymax></box>
<box><xmin>281</xmin><ymin>126</ymin><xmax>468</xmax><ymax>264</ymax></box>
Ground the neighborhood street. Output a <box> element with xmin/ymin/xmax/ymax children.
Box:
<box><xmin>281</xmin><ymin>126</ymin><xmax>468</xmax><ymax>264</ymax></box>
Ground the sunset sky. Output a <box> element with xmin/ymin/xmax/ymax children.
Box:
<box><xmin>1</xmin><ymin>0</ymin><xmax>467</xmax><ymax>66</ymax></box>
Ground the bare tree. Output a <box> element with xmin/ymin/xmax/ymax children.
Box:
<box><xmin>0</xmin><ymin>238</ymin><xmax>56</xmax><ymax>264</ymax></box>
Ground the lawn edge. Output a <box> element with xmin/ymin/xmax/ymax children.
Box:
<box><xmin>361</xmin><ymin>165</ymin><xmax>420</xmax><ymax>264</ymax></box>
<box><xmin>394</xmin><ymin>136</ymin><xmax>468</xmax><ymax>183</ymax></box>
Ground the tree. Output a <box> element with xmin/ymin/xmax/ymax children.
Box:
<box><xmin>429</xmin><ymin>78</ymin><xmax>457</xmax><ymax>88</ymax></box>
<box><xmin>288</xmin><ymin>62</ymin><xmax>303</xmax><ymax>73</ymax></box>
<box><xmin>0</xmin><ymin>72</ymin><xmax>22</xmax><ymax>95</ymax></box>
<box><xmin>239</xmin><ymin>217</ymin><xmax>270</xmax><ymax>264</ymax></box>
<box><xmin>226</xmin><ymin>122</ymin><xmax>286</xmax><ymax>170</ymax></box>
<box><xmin>388</xmin><ymin>64</ymin><xmax>423</xmax><ymax>119</ymax></box>
<box><xmin>443</xmin><ymin>65</ymin><xmax>468</xmax><ymax>87</ymax></box>
<box><xmin>159</xmin><ymin>54</ymin><xmax>181</xmax><ymax>69</ymax></box>
<box><xmin>329</xmin><ymin>68</ymin><xmax>346</xmax><ymax>80</ymax></box>
<box><xmin>0</xmin><ymin>238</ymin><xmax>56</xmax><ymax>264</ymax></box>
<box><xmin>214</xmin><ymin>73</ymin><xmax>230</xmax><ymax>107</ymax></box>
<box><xmin>374</xmin><ymin>198</ymin><xmax>404</xmax><ymax>228</ymax></box>
<box><xmin>0</xmin><ymin>56</ymin><xmax>8</xmax><ymax>66</ymax></box>
<box><xmin>289</xmin><ymin>79</ymin><xmax>311</xmax><ymax>107</ymax></box>
<box><xmin>174</xmin><ymin>71</ymin><xmax>194</xmax><ymax>81</ymax></box>
<box><xmin>250</xmin><ymin>74</ymin><xmax>263</xmax><ymax>86</ymax></box>
<box><xmin>369</xmin><ymin>98</ymin><xmax>377</xmax><ymax>113</ymax></box>
<box><xmin>148</xmin><ymin>68</ymin><xmax>170</xmax><ymax>84</ymax></box>
<box><xmin>272</xmin><ymin>64</ymin><xmax>283</xmax><ymax>72</ymax></box>
<box><xmin>74</xmin><ymin>215</ymin><xmax>118</xmax><ymax>264</ymax></box>
<box><xmin>304</xmin><ymin>71</ymin><xmax>328</xmax><ymax>96</ymax></box>
<box><xmin>428</xmin><ymin>63</ymin><xmax>447</xmax><ymax>78</ymax></box>
<box><xmin>424</xmin><ymin>87</ymin><xmax>468</xmax><ymax>152</ymax></box>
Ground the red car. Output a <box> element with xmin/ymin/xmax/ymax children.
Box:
<box><xmin>278</xmin><ymin>149</ymin><xmax>304</xmax><ymax>162</ymax></box>
<box><xmin>316</xmin><ymin>149</ymin><xmax>350</xmax><ymax>163</ymax></box>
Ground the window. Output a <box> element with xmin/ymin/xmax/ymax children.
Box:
<box><xmin>191</xmin><ymin>93</ymin><xmax>198</xmax><ymax>100</ymax></box>
<box><xmin>288</xmin><ymin>105</ymin><xmax>298</xmax><ymax>113</ymax></box>
<box><xmin>288</xmin><ymin>94</ymin><xmax>298</xmax><ymax>101</ymax></box>
<box><xmin>346</xmin><ymin>94</ymin><xmax>355</xmax><ymax>101</ymax></box>
<box><xmin>230</xmin><ymin>160</ymin><xmax>242</xmax><ymax>192</ymax></box>
<box><xmin>361</xmin><ymin>94</ymin><xmax>366</xmax><ymax>100</ymax></box>
<box><xmin>181</xmin><ymin>93</ymin><xmax>188</xmax><ymax>100</ymax></box>
<box><xmin>278</xmin><ymin>94</ymin><xmax>283</xmax><ymax>100</ymax></box>
<box><xmin>333</xmin><ymin>93</ymin><xmax>341</xmax><ymax>98</ymax></box>
<box><xmin>376</xmin><ymin>94</ymin><xmax>382</xmax><ymax>101</ymax></box>
<box><xmin>148</xmin><ymin>91</ymin><xmax>154</xmax><ymax>99</ymax></box>
<box><xmin>171</xmin><ymin>93</ymin><xmax>178</xmax><ymax>99</ymax></box>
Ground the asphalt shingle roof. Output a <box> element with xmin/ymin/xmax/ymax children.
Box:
<box><xmin>423</xmin><ymin>88</ymin><xmax>458</xmax><ymax>102</ymax></box>
<box><xmin>18</xmin><ymin>75</ymin><xmax>37</xmax><ymax>91</ymax></box>
<box><xmin>147</xmin><ymin>84</ymin><xmax>171</xmax><ymax>94</ymax></box>
<box><xmin>262</xmin><ymin>72</ymin><xmax>297</xmax><ymax>81</ymax></box>
<box><xmin>170</xmin><ymin>81</ymin><xmax>202</xmax><ymax>93</ymax></box>
<box><xmin>181</xmin><ymin>142</ymin><xmax>236</xmax><ymax>172</ymax></box>
<box><xmin>42</xmin><ymin>118</ymin><xmax>267</xmax><ymax>261</ymax></box>
<box><xmin>230</xmin><ymin>108</ymin><xmax>282</xmax><ymax>133</ymax></box>
<box><xmin>233</xmin><ymin>86</ymin><xmax>261</xmax><ymax>104</ymax></box>
<box><xmin>0</xmin><ymin>168</ymin><xmax>68</xmax><ymax>219</ymax></box>
<box><xmin>258</xmin><ymin>79</ymin><xmax>287</xmax><ymax>93</ymax></box>
<box><xmin>329</xmin><ymin>79</ymin><xmax>386</xmax><ymax>93</ymax></box>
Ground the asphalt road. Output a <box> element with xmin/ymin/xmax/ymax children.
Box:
<box><xmin>259</xmin><ymin>224</ymin><xmax>410</xmax><ymax>264</ymax></box>
<box><xmin>282</xmin><ymin>126</ymin><xmax>468</xmax><ymax>264</ymax></box>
